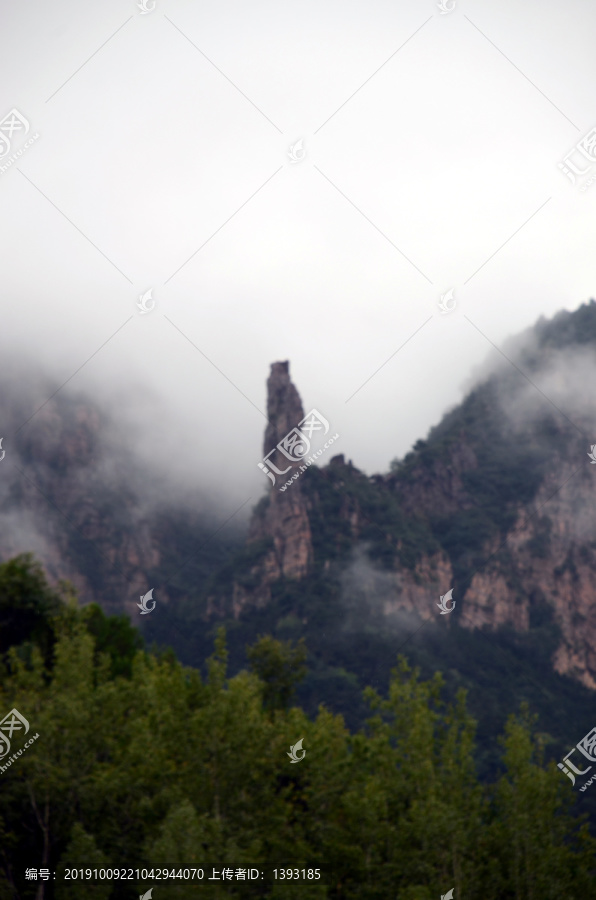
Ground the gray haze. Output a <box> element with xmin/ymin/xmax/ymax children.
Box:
<box><xmin>2</xmin><ymin>0</ymin><xmax>596</xmax><ymax>519</ymax></box>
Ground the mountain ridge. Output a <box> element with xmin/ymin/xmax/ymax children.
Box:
<box><xmin>202</xmin><ymin>300</ymin><xmax>596</xmax><ymax>690</ymax></box>
<box><xmin>3</xmin><ymin>302</ymin><xmax>596</xmax><ymax>782</ymax></box>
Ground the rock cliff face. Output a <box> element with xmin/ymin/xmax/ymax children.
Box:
<box><xmin>4</xmin><ymin>302</ymin><xmax>596</xmax><ymax>692</ymax></box>
<box><xmin>232</xmin><ymin>338</ymin><xmax>596</xmax><ymax>691</ymax></box>
<box><xmin>459</xmin><ymin>457</ymin><xmax>596</xmax><ymax>688</ymax></box>
<box><xmin>232</xmin><ymin>362</ymin><xmax>314</xmax><ymax>612</ymax></box>
<box><xmin>233</xmin><ymin>360</ymin><xmax>454</xmax><ymax>623</ymax></box>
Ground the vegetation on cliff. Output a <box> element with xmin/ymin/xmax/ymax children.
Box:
<box><xmin>1</xmin><ymin>555</ymin><xmax>595</xmax><ymax>899</ymax></box>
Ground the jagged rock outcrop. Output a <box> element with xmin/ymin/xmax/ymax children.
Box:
<box><xmin>232</xmin><ymin>362</ymin><xmax>314</xmax><ymax>611</ymax></box>
<box><xmin>5</xmin><ymin>301</ymin><xmax>596</xmax><ymax>694</ymax></box>
<box><xmin>232</xmin><ymin>314</ymin><xmax>596</xmax><ymax>690</ymax></box>
<box><xmin>394</xmin><ymin>439</ymin><xmax>480</xmax><ymax>519</ymax></box>
<box><xmin>262</xmin><ymin>360</ymin><xmax>305</xmax><ymax>463</ymax></box>
<box><xmin>460</xmin><ymin>455</ymin><xmax>596</xmax><ymax>688</ymax></box>
<box><xmin>231</xmin><ymin>361</ymin><xmax>455</xmax><ymax>619</ymax></box>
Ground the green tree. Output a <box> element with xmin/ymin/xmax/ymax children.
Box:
<box><xmin>56</xmin><ymin>823</ymin><xmax>111</xmax><ymax>900</ymax></box>
<box><xmin>246</xmin><ymin>635</ymin><xmax>307</xmax><ymax>715</ymax></box>
<box><xmin>483</xmin><ymin>705</ymin><xmax>596</xmax><ymax>900</ymax></box>
<box><xmin>80</xmin><ymin>603</ymin><xmax>144</xmax><ymax>678</ymax></box>
<box><xmin>0</xmin><ymin>553</ymin><xmax>63</xmax><ymax>660</ymax></box>
<box><xmin>1</xmin><ymin>555</ymin><xmax>596</xmax><ymax>900</ymax></box>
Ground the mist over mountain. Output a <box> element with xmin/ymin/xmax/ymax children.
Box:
<box><xmin>3</xmin><ymin>301</ymin><xmax>596</xmax><ymax>798</ymax></box>
<box><xmin>191</xmin><ymin>300</ymin><xmax>596</xmax><ymax>674</ymax></box>
<box><xmin>0</xmin><ymin>353</ymin><xmax>246</xmax><ymax>618</ymax></box>
<box><xmin>155</xmin><ymin>299</ymin><xmax>596</xmax><ymax>793</ymax></box>
<box><xmin>5</xmin><ymin>0</ymin><xmax>596</xmax><ymax>888</ymax></box>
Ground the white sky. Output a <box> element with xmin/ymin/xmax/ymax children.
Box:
<box><xmin>1</xmin><ymin>0</ymin><xmax>596</xmax><ymax>517</ymax></box>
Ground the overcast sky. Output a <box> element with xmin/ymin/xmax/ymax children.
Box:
<box><xmin>2</xmin><ymin>0</ymin><xmax>596</xmax><ymax>517</ymax></box>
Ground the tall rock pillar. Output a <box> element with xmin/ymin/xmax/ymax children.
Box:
<box><xmin>248</xmin><ymin>361</ymin><xmax>314</xmax><ymax>583</ymax></box>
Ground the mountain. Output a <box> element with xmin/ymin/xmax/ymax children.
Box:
<box><xmin>158</xmin><ymin>301</ymin><xmax>596</xmax><ymax>795</ymax></box>
<box><xmin>4</xmin><ymin>301</ymin><xmax>596</xmax><ymax>794</ymax></box>
<box><xmin>0</xmin><ymin>373</ymin><xmax>243</xmax><ymax>620</ymax></box>
<box><xmin>198</xmin><ymin>302</ymin><xmax>596</xmax><ymax>687</ymax></box>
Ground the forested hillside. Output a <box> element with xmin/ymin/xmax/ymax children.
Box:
<box><xmin>148</xmin><ymin>302</ymin><xmax>596</xmax><ymax>798</ymax></box>
<box><xmin>5</xmin><ymin>304</ymin><xmax>596</xmax><ymax>898</ymax></box>
<box><xmin>1</xmin><ymin>554</ymin><xmax>595</xmax><ymax>899</ymax></box>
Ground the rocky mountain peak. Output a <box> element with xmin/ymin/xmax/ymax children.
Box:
<box><xmin>233</xmin><ymin>362</ymin><xmax>314</xmax><ymax>611</ymax></box>
<box><xmin>263</xmin><ymin>361</ymin><xmax>305</xmax><ymax>458</ymax></box>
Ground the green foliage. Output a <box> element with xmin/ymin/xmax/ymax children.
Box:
<box><xmin>0</xmin><ymin>554</ymin><xmax>145</xmax><ymax>686</ymax></box>
<box><xmin>532</xmin><ymin>298</ymin><xmax>596</xmax><ymax>352</ymax></box>
<box><xmin>81</xmin><ymin>604</ymin><xmax>144</xmax><ymax>678</ymax></box>
<box><xmin>202</xmin><ymin>537</ymin><xmax>275</xmax><ymax>598</ymax></box>
<box><xmin>479</xmin><ymin>706</ymin><xmax>596</xmax><ymax>898</ymax></box>
<box><xmin>0</xmin><ymin>553</ymin><xmax>63</xmax><ymax>661</ymax></box>
<box><xmin>2</xmin><ymin>524</ymin><xmax>596</xmax><ymax>898</ymax></box>
<box><xmin>247</xmin><ymin>636</ymin><xmax>307</xmax><ymax>714</ymax></box>
<box><xmin>56</xmin><ymin>824</ymin><xmax>112</xmax><ymax>900</ymax></box>
<box><xmin>390</xmin><ymin>378</ymin><xmax>555</xmax><ymax>588</ymax></box>
<box><xmin>300</xmin><ymin>464</ymin><xmax>438</xmax><ymax>573</ymax></box>
<box><xmin>0</xmin><ymin>557</ymin><xmax>594</xmax><ymax>900</ymax></box>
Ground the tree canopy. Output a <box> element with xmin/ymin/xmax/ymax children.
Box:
<box><xmin>0</xmin><ymin>554</ymin><xmax>594</xmax><ymax>899</ymax></box>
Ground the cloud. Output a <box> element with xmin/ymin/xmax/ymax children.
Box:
<box><xmin>338</xmin><ymin>545</ymin><xmax>425</xmax><ymax>634</ymax></box>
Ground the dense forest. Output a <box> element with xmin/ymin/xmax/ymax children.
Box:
<box><xmin>1</xmin><ymin>554</ymin><xmax>595</xmax><ymax>899</ymax></box>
